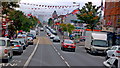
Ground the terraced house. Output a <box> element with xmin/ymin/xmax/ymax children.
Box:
<box><xmin>104</xmin><ymin>0</ymin><xmax>120</xmax><ymax>34</ymax></box>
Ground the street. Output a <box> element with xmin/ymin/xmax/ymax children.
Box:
<box><xmin>1</xmin><ymin>31</ymin><xmax>106</xmax><ymax>68</ymax></box>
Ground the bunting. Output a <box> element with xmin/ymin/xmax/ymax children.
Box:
<box><xmin>19</xmin><ymin>2</ymin><xmax>79</xmax><ymax>9</ymax></box>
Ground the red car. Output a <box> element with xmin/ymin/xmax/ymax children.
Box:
<box><xmin>61</xmin><ymin>39</ymin><xmax>76</xmax><ymax>52</ymax></box>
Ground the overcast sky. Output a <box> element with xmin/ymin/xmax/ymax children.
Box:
<box><xmin>20</xmin><ymin>0</ymin><xmax>105</xmax><ymax>21</ymax></box>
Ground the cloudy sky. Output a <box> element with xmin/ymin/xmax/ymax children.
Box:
<box><xmin>20</xmin><ymin>0</ymin><xmax>105</xmax><ymax>21</ymax></box>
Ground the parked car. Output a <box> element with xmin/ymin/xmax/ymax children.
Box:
<box><xmin>53</xmin><ymin>36</ymin><xmax>60</xmax><ymax>42</ymax></box>
<box><xmin>105</xmin><ymin>46</ymin><xmax>120</xmax><ymax>60</ymax></box>
<box><xmin>103</xmin><ymin>57</ymin><xmax>119</xmax><ymax>68</ymax></box>
<box><xmin>61</xmin><ymin>39</ymin><xmax>76</xmax><ymax>52</ymax></box>
<box><xmin>0</xmin><ymin>37</ymin><xmax>13</xmax><ymax>63</ymax></box>
<box><xmin>27</xmin><ymin>34</ymin><xmax>35</xmax><ymax>39</ymax></box>
<box><xmin>46</xmin><ymin>29</ymin><xmax>52</xmax><ymax>36</ymax></box>
<box><xmin>10</xmin><ymin>40</ymin><xmax>23</xmax><ymax>55</ymax></box>
<box><xmin>40</xmin><ymin>27</ymin><xmax>44</xmax><ymax>31</ymax></box>
<box><xmin>50</xmin><ymin>34</ymin><xmax>55</xmax><ymax>39</ymax></box>
<box><xmin>15</xmin><ymin>38</ymin><xmax>26</xmax><ymax>50</ymax></box>
<box><xmin>27</xmin><ymin>37</ymin><xmax>34</xmax><ymax>45</ymax></box>
<box><xmin>30</xmin><ymin>30</ymin><xmax>36</xmax><ymax>39</ymax></box>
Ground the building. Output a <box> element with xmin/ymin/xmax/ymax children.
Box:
<box><xmin>52</xmin><ymin>11</ymin><xmax>58</xmax><ymax>20</ymax></box>
<box><xmin>104</xmin><ymin>0</ymin><xmax>120</xmax><ymax>33</ymax></box>
<box><xmin>64</xmin><ymin>8</ymin><xmax>80</xmax><ymax>24</ymax></box>
<box><xmin>0</xmin><ymin>1</ymin><xmax>2</xmax><ymax>37</ymax></box>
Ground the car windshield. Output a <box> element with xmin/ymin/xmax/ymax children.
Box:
<box><xmin>11</xmin><ymin>41</ymin><xmax>19</xmax><ymax>45</ymax></box>
<box><xmin>27</xmin><ymin>34</ymin><xmax>33</xmax><ymax>36</ymax></box>
<box><xmin>0</xmin><ymin>40</ymin><xmax>5</xmax><ymax>46</ymax></box>
<box><xmin>119</xmin><ymin>47</ymin><xmax>120</xmax><ymax>50</ymax></box>
<box><xmin>93</xmin><ymin>40</ymin><xmax>108</xmax><ymax>47</ymax></box>
<box><xmin>54</xmin><ymin>37</ymin><xmax>59</xmax><ymax>39</ymax></box>
<box><xmin>15</xmin><ymin>38</ymin><xmax>24</xmax><ymax>42</ymax></box>
<box><xmin>64</xmin><ymin>40</ymin><xmax>74</xmax><ymax>44</ymax></box>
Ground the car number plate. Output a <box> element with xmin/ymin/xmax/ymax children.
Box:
<box><xmin>11</xmin><ymin>46</ymin><xmax>15</xmax><ymax>48</ymax></box>
<box><xmin>98</xmin><ymin>51</ymin><xmax>103</xmax><ymax>53</ymax></box>
<box><xmin>68</xmin><ymin>46</ymin><xmax>71</xmax><ymax>48</ymax></box>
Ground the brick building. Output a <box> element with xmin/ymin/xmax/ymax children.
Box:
<box><xmin>104</xmin><ymin>0</ymin><xmax>120</xmax><ymax>33</ymax></box>
<box><xmin>0</xmin><ymin>1</ymin><xmax>2</xmax><ymax>37</ymax></box>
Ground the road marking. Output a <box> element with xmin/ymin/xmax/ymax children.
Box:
<box><xmin>23</xmin><ymin>40</ymin><xmax>39</xmax><ymax>68</ymax></box>
<box><xmin>64</xmin><ymin>61</ymin><xmax>70</xmax><ymax>67</ymax></box>
<box><xmin>60</xmin><ymin>56</ymin><xmax>65</xmax><ymax>60</ymax></box>
<box><xmin>58</xmin><ymin>52</ymin><xmax>60</xmax><ymax>55</ymax></box>
<box><xmin>52</xmin><ymin>44</ymin><xmax>70</xmax><ymax>67</ymax></box>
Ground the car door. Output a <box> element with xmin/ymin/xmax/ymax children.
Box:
<box><xmin>107</xmin><ymin>46</ymin><xmax>117</xmax><ymax>57</ymax></box>
<box><xmin>6</xmin><ymin>40</ymin><xmax>13</xmax><ymax>57</ymax></box>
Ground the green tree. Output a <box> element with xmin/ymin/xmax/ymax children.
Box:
<box><xmin>76</xmin><ymin>2</ymin><xmax>101</xmax><ymax>30</ymax></box>
<box><xmin>60</xmin><ymin>23</ymin><xmax>75</xmax><ymax>34</ymax></box>
<box><xmin>48</xmin><ymin>18</ymin><xmax>53</xmax><ymax>26</ymax></box>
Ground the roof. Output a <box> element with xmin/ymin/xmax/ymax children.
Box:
<box><xmin>92</xmin><ymin>32</ymin><xmax>107</xmax><ymax>40</ymax></box>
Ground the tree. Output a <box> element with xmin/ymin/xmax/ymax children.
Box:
<box><xmin>48</xmin><ymin>18</ymin><xmax>53</xmax><ymax>26</ymax></box>
<box><xmin>60</xmin><ymin>23</ymin><xmax>75</xmax><ymax>34</ymax></box>
<box><xmin>76</xmin><ymin>2</ymin><xmax>101</xmax><ymax>30</ymax></box>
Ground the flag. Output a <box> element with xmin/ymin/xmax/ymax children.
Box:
<box><xmin>28</xmin><ymin>14</ymin><xmax>32</xmax><ymax>16</ymax></box>
<box><xmin>106</xmin><ymin>21</ymin><xmax>112</xmax><ymax>25</ymax></box>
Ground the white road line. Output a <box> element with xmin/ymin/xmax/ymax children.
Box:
<box><xmin>58</xmin><ymin>52</ymin><xmax>60</xmax><ymax>56</ymax></box>
<box><xmin>52</xmin><ymin>44</ymin><xmax>70</xmax><ymax>67</ymax></box>
<box><xmin>64</xmin><ymin>61</ymin><xmax>70</xmax><ymax>67</ymax></box>
<box><xmin>23</xmin><ymin>40</ymin><xmax>39</xmax><ymax>68</ymax></box>
<box><xmin>60</xmin><ymin>56</ymin><xmax>65</xmax><ymax>60</ymax></box>
<box><xmin>9</xmin><ymin>63</ymin><xmax>17</xmax><ymax>66</ymax></box>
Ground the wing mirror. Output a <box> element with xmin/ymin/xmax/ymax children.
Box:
<box><xmin>21</xmin><ymin>43</ymin><xmax>24</xmax><ymax>45</ymax></box>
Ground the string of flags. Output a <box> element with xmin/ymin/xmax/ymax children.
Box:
<box><xmin>19</xmin><ymin>2</ymin><xmax>80</xmax><ymax>9</ymax></box>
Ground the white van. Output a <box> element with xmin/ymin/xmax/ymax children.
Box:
<box><xmin>85</xmin><ymin>31</ymin><xmax>110</xmax><ymax>54</ymax></box>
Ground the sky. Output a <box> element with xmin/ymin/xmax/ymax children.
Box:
<box><xmin>19</xmin><ymin>0</ymin><xmax>105</xmax><ymax>22</ymax></box>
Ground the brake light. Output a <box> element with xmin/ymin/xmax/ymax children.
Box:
<box><xmin>116</xmin><ymin>56</ymin><xmax>120</xmax><ymax>58</ymax></box>
<box><xmin>4</xmin><ymin>49</ymin><xmax>8</xmax><ymax>54</ymax></box>
<box><xmin>15</xmin><ymin>45</ymin><xmax>21</xmax><ymax>47</ymax></box>
<box><xmin>116</xmin><ymin>51</ymin><xmax>120</xmax><ymax>53</ymax></box>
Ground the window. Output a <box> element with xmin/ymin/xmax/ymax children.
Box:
<box><xmin>111</xmin><ymin>47</ymin><xmax>117</xmax><ymax>50</ymax></box>
<box><xmin>7</xmin><ymin>40</ymin><xmax>10</xmax><ymax>46</ymax></box>
<box><xmin>0</xmin><ymin>40</ymin><xmax>5</xmax><ymax>46</ymax></box>
<box><xmin>64</xmin><ymin>40</ymin><xmax>74</xmax><ymax>44</ymax></box>
<box><xmin>118</xmin><ymin>47</ymin><xmax>120</xmax><ymax>50</ymax></box>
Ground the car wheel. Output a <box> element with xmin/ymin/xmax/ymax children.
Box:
<box><xmin>2</xmin><ymin>55</ymin><xmax>10</xmax><ymax>63</ymax></box>
<box><xmin>105</xmin><ymin>55</ymin><xmax>109</xmax><ymax>60</ymax></box>
<box><xmin>10</xmin><ymin>55</ymin><xmax>13</xmax><ymax>59</ymax></box>
<box><xmin>111</xmin><ymin>64</ymin><xmax>117</xmax><ymax>68</ymax></box>
<box><xmin>19</xmin><ymin>52</ymin><xmax>23</xmax><ymax>55</ymax></box>
<box><xmin>61</xmin><ymin>47</ymin><xmax>63</xmax><ymax>50</ymax></box>
<box><xmin>23</xmin><ymin>46</ymin><xmax>26</xmax><ymax>50</ymax></box>
<box><xmin>72</xmin><ymin>49</ymin><xmax>75</xmax><ymax>52</ymax></box>
<box><xmin>90</xmin><ymin>49</ymin><xmax>94</xmax><ymax>55</ymax></box>
<box><xmin>62</xmin><ymin>48</ymin><xmax>65</xmax><ymax>51</ymax></box>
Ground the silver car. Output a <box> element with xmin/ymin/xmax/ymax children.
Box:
<box><xmin>0</xmin><ymin>37</ymin><xmax>13</xmax><ymax>63</ymax></box>
<box><xmin>10</xmin><ymin>40</ymin><xmax>23</xmax><ymax>55</ymax></box>
<box><xmin>103</xmin><ymin>57</ymin><xmax>119</xmax><ymax>68</ymax></box>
